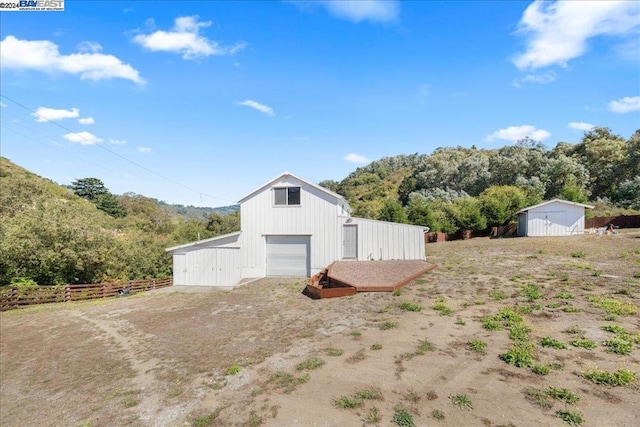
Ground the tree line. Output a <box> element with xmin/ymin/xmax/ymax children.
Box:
<box><xmin>320</xmin><ymin>127</ymin><xmax>639</xmax><ymax>232</ymax></box>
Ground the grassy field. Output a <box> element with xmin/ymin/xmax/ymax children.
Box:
<box><xmin>1</xmin><ymin>231</ymin><xmax>639</xmax><ymax>426</ymax></box>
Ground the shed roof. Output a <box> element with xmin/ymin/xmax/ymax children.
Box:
<box><xmin>516</xmin><ymin>198</ymin><xmax>594</xmax><ymax>214</ymax></box>
<box><xmin>165</xmin><ymin>231</ymin><xmax>241</xmax><ymax>252</ymax></box>
<box><xmin>238</xmin><ymin>171</ymin><xmax>350</xmax><ymax>211</ymax></box>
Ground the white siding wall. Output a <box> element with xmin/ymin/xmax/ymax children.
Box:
<box><xmin>240</xmin><ymin>176</ymin><xmax>347</xmax><ymax>277</ymax></box>
<box><xmin>171</xmin><ymin>234</ymin><xmax>241</xmax><ymax>286</ymax></box>
<box><xmin>526</xmin><ymin>202</ymin><xmax>586</xmax><ymax>236</ymax></box>
<box><xmin>349</xmin><ymin>217</ymin><xmax>426</xmax><ymax>261</ymax></box>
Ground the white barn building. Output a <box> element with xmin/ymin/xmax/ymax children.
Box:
<box><xmin>166</xmin><ymin>172</ymin><xmax>427</xmax><ymax>287</ymax></box>
<box><xmin>516</xmin><ymin>199</ymin><xmax>594</xmax><ymax>237</ymax></box>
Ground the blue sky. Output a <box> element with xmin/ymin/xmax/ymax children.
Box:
<box><xmin>1</xmin><ymin>1</ymin><xmax>638</xmax><ymax>207</ymax></box>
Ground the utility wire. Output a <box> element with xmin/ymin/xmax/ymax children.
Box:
<box><xmin>1</xmin><ymin>94</ymin><xmax>237</xmax><ymax>204</ymax></box>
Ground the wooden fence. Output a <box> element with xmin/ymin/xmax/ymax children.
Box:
<box><xmin>585</xmin><ymin>215</ymin><xmax>640</xmax><ymax>229</ymax></box>
<box><xmin>0</xmin><ymin>277</ymin><xmax>172</xmax><ymax>312</ymax></box>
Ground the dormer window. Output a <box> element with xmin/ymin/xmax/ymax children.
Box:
<box><xmin>274</xmin><ymin>187</ymin><xmax>301</xmax><ymax>206</ymax></box>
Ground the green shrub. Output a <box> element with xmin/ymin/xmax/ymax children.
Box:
<box><xmin>500</xmin><ymin>342</ymin><xmax>535</xmax><ymax>368</ymax></box>
<box><xmin>392</xmin><ymin>404</ymin><xmax>415</xmax><ymax>427</ymax></box>
<box><xmin>548</xmin><ymin>387</ymin><xmax>580</xmax><ymax>404</ymax></box>
<box><xmin>571</xmin><ymin>339</ymin><xmax>596</xmax><ymax>349</ymax></box>
<box><xmin>541</xmin><ymin>337</ymin><xmax>567</xmax><ymax>349</ymax></box>
<box><xmin>555</xmin><ymin>410</ymin><xmax>584</xmax><ymax>426</ymax></box>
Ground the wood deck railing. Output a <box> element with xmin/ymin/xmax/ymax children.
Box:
<box><xmin>0</xmin><ymin>278</ymin><xmax>172</xmax><ymax>312</ymax></box>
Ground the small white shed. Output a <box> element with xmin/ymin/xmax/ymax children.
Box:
<box><xmin>516</xmin><ymin>199</ymin><xmax>594</xmax><ymax>237</ymax></box>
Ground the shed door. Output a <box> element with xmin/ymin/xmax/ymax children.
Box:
<box><xmin>266</xmin><ymin>236</ymin><xmax>310</xmax><ymax>277</ymax></box>
<box><xmin>343</xmin><ymin>225</ymin><xmax>357</xmax><ymax>259</ymax></box>
<box><xmin>173</xmin><ymin>253</ymin><xmax>187</xmax><ymax>285</ymax></box>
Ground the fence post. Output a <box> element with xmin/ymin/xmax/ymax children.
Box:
<box><xmin>12</xmin><ymin>287</ymin><xmax>18</xmax><ymax>310</ymax></box>
<box><xmin>65</xmin><ymin>285</ymin><xmax>71</xmax><ymax>302</ymax></box>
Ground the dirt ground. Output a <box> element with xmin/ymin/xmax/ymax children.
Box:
<box><xmin>1</xmin><ymin>231</ymin><xmax>639</xmax><ymax>427</ymax></box>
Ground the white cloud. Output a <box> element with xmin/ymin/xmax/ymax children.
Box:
<box><xmin>320</xmin><ymin>0</ymin><xmax>399</xmax><ymax>23</ymax></box>
<box><xmin>568</xmin><ymin>122</ymin><xmax>595</xmax><ymax>131</ymax></box>
<box><xmin>63</xmin><ymin>131</ymin><xmax>103</xmax><ymax>145</ymax></box>
<box><xmin>484</xmin><ymin>125</ymin><xmax>551</xmax><ymax>143</ymax></box>
<box><xmin>0</xmin><ymin>102</ymin><xmax>7</xmax><ymax>108</ymax></box>
<box><xmin>109</xmin><ymin>138</ymin><xmax>127</xmax><ymax>145</ymax></box>
<box><xmin>236</xmin><ymin>100</ymin><xmax>275</xmax><ymax>116</ymax></box>
<box><xmin>78</xmin><ymin>117</ymin><xmax>95</xmax><ymax>125</ymax></box>
<box><xmin>76</xmin><ymin>41</ymin><xmax>102</xmax><ymax>53</ymax></box>
<box><xmin>513</xmin><ymin>71</ymin><xmax>556</xmax><ymax>87</ymax></box>
<box><xmin>33</xmin><ymin>106</ymin><xmax>79</xmax><ymax>122</ymax></box>
<box><xmin>133</xmin><ymin>15</ymin><xmax>246</xmax><ymax>60</ymax></box>
<box><xmin>345</xmin><ymin>153</ymin><xmax>370</xmax><ymax>164</ymax></box>
<box><xmin>513</xmin><ymin>1</ymin><xmax>640</xmax><ymax>70</ymax></box>
<box><xmin>608</xmin><ymin>96</ymin><xmax>640</xmax><ymax>113</ymax></box>
<box><xmin>0</xmin><ymin>36</ymin><xmax>144</xmax><ymax>85</ymax></box>
<box><xmin>137</xmin><ymin>146</ymin><xmax>151</xmax><ymax>153</ymax></box>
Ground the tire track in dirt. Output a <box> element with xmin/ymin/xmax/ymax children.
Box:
<box><xmin>67</xmin><ymin>309</ymin><xmax>184</xmax><ymax>425</ymax></box>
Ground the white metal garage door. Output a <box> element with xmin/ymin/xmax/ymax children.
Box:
<box><xmin>266</xmin><ymin>236</ymin><xmax>310</xmax><ymax>277</ymax></box>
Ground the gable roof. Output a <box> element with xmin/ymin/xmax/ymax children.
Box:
<box><xmin>237</xmin><ymin>171</ymin><xmax>350</xmax><ymax>210</ymax></box>
<box><xmin>517</xmin><ymin>198</ymin><xmax>595</xmax><ymax>214</ymax></box>
<box><xmin>165</xmin><ymin>231</ymin><xmax>241</xmax><ymax>252</ymax></box>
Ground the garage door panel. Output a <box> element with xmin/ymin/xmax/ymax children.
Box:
<box><xmin>266</xmin><ymin>236</ymin><xmax>310</xmax><ymax>277</ymax></box>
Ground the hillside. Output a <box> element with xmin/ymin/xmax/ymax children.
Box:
<box><xmin>0</xmin><ymin>158</ymin><xmax>239</xmax><ymax>286</ymax></box>
<box><xmin>322</xmin><ymin>127</ymin><xmax>639</xmax><ymax>226</ymax></box>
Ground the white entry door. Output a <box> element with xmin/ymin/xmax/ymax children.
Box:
<box><xmin>266</xmin><ymin>236</ymin><xmax>310</xmax><ymax>277</ymax></box>
<box><xmin>343</xmin><ymin>225</ymin><xmax>357</xmax><ymax>259</ymax></box>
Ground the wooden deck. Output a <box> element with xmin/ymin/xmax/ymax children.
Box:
<box><xmin>305</xmin><ymin>260</ymin><xmax>436</xmax><ymax>299</ymax></box>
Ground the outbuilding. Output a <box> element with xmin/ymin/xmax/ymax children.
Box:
<box><xmin>516</xmin><ymin>199</ymin><xmax>594</xmax><ymax>237</ymax></box>
<box><xmin>166</xmin><ymin>172</ymin><xmax>427</xmax><ymax>287</ymax></box>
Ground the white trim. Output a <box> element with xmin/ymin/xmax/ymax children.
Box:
<box><xmin>238</xmin><ymin>171</ymin><xmax>349</xmax><ymax>210</ymax></box>
<box><xmin>350</xmin><ymin>216</ymin><xmax>428</xmax><ymax>231</ymax></box>
<box><xmin>165</xmin><ymin>231</ymin><xmax>241</xmax><ymax>252</ymax></box>
<box><xmin>516</xmin><ymin>198</ymin><xmax>594</xmax><ymax>214</ymax></box>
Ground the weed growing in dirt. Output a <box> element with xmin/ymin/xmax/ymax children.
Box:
<box><xmin>392</xmin><ymin>404</ymin><xmax>415</xmax><ymax>427</ymax></box>
<box><xmin>431</xmin><ymin>409</ymin><xmax>445</xmax><ymax>420</ymax></box>
<box><xmin>400</xmin><ymin>302</ymin><xmax>423</xmax><ymax>312</ymax></box>
<box><xmin>525</xmin><ymin>388</ymin><xmax>553</xmax><ymax>409</ymax></box>
<box><xmin>563</xmin><ymin>325</ymin><xmax>583</xmax><ymax>335</ymax></box>
<box><xmin>555</xmin><ymin>291</ymin><xmax>574</xmax><ymax>299</ymax></box>
<box><xmin>571</xmin><ymin>339</ymin><xmax>596</xmax><ymax>349</ymax></box>
<box><xmin>614</xmin><ymin>288</ymin><xmax>634</xmax><ymax>298</ymax></box>
<box><xmin>481</xmin><ymin>317</ymin><xmax>502</xmax><ymax>330</ymax></box>
<box><xmin>548</xmin><ymin>387</ymin><xmax>580</xmax><ymax>404</ymax></box>
<box><xmin>555</xmin><ymin>410</ymin><xmax>584</xmax><ymax>426</ymax></box>
<box><xmin>192</xmin><ymin>409</ymin><xmax>221</xmax><ymax>427</ymax></box>
<box><xmin>522</xmin><ymin>284</ymin><xmax>544</xmax><ymax>301</ymax></box>
<box><xmin>583</xmin><ymin>368</ymin><xmax>636</xmax><ymax>386</ymax></box>
<box><xmin>601</xmin><ymin>325</ymin><xmax>640</xmax><ymax>343</ymax></box>
<box><xmin>393</xmin><ymin>289</ymin><xmax>402</xmax><ymax>297</ymax></box>
<box><xmin>563</xmin><ymin>306</ymin><xmax>581</xmax><ymax>313</ymax></box>
<box><xmin>325</xmin><ymin>347</ymin><xmax>344</xmax><ymax>356</ymax></box>
<box><xmin>500</xmin><ymin>342</ymin><xmax>535</xmax><ymax>368</ymax></box>
<box><xmin>247</xmin><ymin>414</ymin><xmax>263</xmax><ymax>427</ymax></box>
<box><xmin>585</xmin><ymin>296</ymin><xmax>637</xmax><ymax>315</ymax></box>
<box><xmin>489</xmin><ymin>288</ymin><xmax>507</xmax><ymax>301</ymax></box>
<box><xmin>455</xmin><ymin>318</ymin><xmax>466</xmax><ymax>326</ymax></box>
<box><xmin>415</xmin><ymin>339</ymin><xmax>436</xmax><ymax>354</ymax></box>
<box><xmin>346</xmin><ymin>349</ymin><xmax>367</xmax><ymax>363</ymax></box>
<box><xmin>603</xmin><ymin>339</ymin><xmax>633</xmax><ymax>355</ymax></box>
<box><xmin>333</xmin><ymin>395</ymin><xmax>363</xmax><ymax>409</ymax></box>
<box><xmin>541</xmin><ymin>337</ymin><xmax>567</xmax><ymax>349</ymax></box>
<box><xmin>296</xmin><ymin>358</ymin><xmax>325</xmax><ymax>371</ymax></box>
<box><xmin>403</xmin><ymin>390</ymin><xmax>421</xmax><ymax>403</ymax></box>
<box><xmin>449</xmin><ymin>394</ymin><xmax>473</xmax><ymax>410</ymax></box>
<box><xmin>225</xmin><ymin>364</ymin><xmax>241</xmax><ymax>375</ymax></box>
<box><xmin>355</xmin><ymin>387</ymin><xmax>383</xmax><ymax>401</ymax></box>
<box><xmin>432</xmin><ymin>302</ymin><xmax>453</xmax><ymax>315</ymax></box>
<box><xmin>592</xmin><ymin>270</ymin><xmax>601</xmax><ymax>277</ymax></box>
<box><xmin>467</xmin><ymin>339</ymin><xmax>486</xmax><ymax>353</ymax></box>
<box><xmin>531</xmin><ymin>364</ymin><xmax>551</xmax><ymax>375</ymax></box>
<box><xmin>546</xmin><ymin>301</ymin><xmax>563</xmax><ymax>308</ymax></box>
<box><xmin>570</xmin><ymin>251</ymin><xmax>585</xmax><ymax>258</ymax></box>
<box><xmin>351</xmin><ymin>330</ymin><xmax>362</xmax><ymax>339</ymax></box>
<box><xmin>371</xmin><ymin>343</ymin><xmax>382</xmax><ymax>350</ymax></box>
<box><xmin>269</xmin><ymin>372</ymin><xmax>309</xmax><ymax>393</ymax></box>
<box><xmin>494</xmin><ymin>307</ymin><xmax>524</xmax><ymax>326</ymax></box>
<box><xmin>603</xmin><ymin>314</ymin><xmax>618</xmax><ymax>321</ymax></box>
<box><xmin>366</xmin><ymin>407</ymin><xmax>380</xmax><ymax>424</ymax></box>
<box><xmin>381</xmin><ymin>321</ymin><xmax>399</xmax><ymax>330</ymax></box>
<box><xmin>509</xmin><ymin>323</ymin><xmax>531</xmax><ymax>342</ymax></box>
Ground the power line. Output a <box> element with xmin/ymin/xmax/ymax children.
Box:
<box><xmin>0</xmin><ymin>94</ymin><xmax>237</xmax><ymax>204</ymax></box>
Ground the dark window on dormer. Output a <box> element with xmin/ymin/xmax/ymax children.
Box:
<box><xmin>274</xmin><ymin>187</ymin><xmax>301</xmax><ymax>206</ymax></box>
